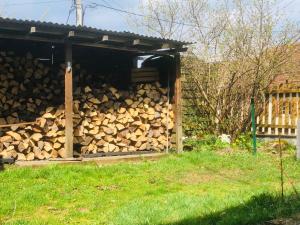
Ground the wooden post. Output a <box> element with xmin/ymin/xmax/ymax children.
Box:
<box><xmin>174</xmin><ymin>53</ymin><xmax>183</xmax><ymax>153</ymax></box>
<box><xmin>297</xmin><ymin>119</ymin><xmax>300</xmax><ymax>160</ymax></box>
<box><xmin>64</xmin><ymin>42</ymin><xmax>73</xmax><ymax>158</ymax></box>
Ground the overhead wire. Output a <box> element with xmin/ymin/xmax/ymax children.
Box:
<box><xmin>87</xmin><ymin>1</ymin><xmax>196</xmax><ymax>28</ymax></box>
<box><xmin>2</xmin><ymin>0</ymin><xmax>70</xmax><ymax>6</ymax></box>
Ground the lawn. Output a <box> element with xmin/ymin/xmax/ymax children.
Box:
<box><xmin>1</xmin><ymin>150</ymin><xmax>300</xmax><ymax>225</ymax></box>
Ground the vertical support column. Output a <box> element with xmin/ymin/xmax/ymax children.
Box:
<box><xmin>174</xmin><ymin>53</ymin><xmax>183</xmax><ymax>153</ymax></box>
<box><xmin>64</xmin><ymin>42</ymin><xmax>73</xmax><ymax>158</ymax></box>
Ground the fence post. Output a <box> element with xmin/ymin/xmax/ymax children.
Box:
<box><xmin>297</xmin><ymin>119</ymin><xmax>300</xmax><ymax>160</ymax></box>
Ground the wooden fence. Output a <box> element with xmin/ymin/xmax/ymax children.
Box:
<box><xmin>257</xmin><ymin>90</ymin><xmax>300</xmax><ymax>137</ymax></box>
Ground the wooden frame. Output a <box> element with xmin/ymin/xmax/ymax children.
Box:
<box><xmin>174</xmin><ymin>53</ymin><xmax>183</xmax><ymax>152</ymax></box>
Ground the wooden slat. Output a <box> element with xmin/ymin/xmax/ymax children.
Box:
<box><xmin>257</xmin><ymin>124</ymin><xmax>296</xmax><ymax>129</ymax></box>
<box><xmin>268</xmin><ymin>94</ymin><xmax>272</xmax><ymax>134</ymax></box>
<box><xmin>131</xmin><ymin>67</ymin><xmax>158</xmax><ymax>73</ymax></box>
<box><xmin>271</xmin><ymin>93</ymin><xmax>276</xmax><ymax>135</ymax></box>
<box><xmin>282</xmin><ymin>93</ymin><xmax>286</xmax><ymax>135</ymax></box>
<box><xmin>131</xmin><ymin>68</ymin><xmax>159</xmax><ymax>82</ymax></box>
<box><xmin>275</xmin><ymin>93</ymin><xmax>279</xmax><ymax>135</ymax></box>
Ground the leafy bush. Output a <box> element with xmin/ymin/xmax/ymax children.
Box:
<box><xmin>183</xmin><ymin>135</ymin><xmax>229</xmax><ymax>151</ymax></box>
<box><xmin>232</xmin><ymin>133</ymin><xmax>253</xmax><ymax>151</ymax></box>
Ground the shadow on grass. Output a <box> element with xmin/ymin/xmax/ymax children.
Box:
<box><xmin>161</xmin><ymin>193</ymin><xmax>300</xmax><ymax>225</ymax></box>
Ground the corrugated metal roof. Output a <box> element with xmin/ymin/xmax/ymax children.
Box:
<box><xmin>0</xmin><ymin>17</ymin><xmax>189</xmax><ymax>46</ymax></box>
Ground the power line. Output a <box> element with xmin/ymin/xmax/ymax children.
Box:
<box><xmin>2</xmin><ymin>0</ymin><xmax>69</xmax><ymax>7</ymax></box>
<box><xmin>88</xmin><ymin>1</ymin><xmax>195</xmax><ymax>27</ymax></box>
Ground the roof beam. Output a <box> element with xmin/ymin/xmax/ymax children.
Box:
<box><xmin>0</xmin><ymin>23</ymin><xmax>27</xmax><ymax>33</ymax></box>
<box><xmin>101</xmin><ymin>35</ymin><xmax>128</xmax><ymax>43</ymax></box>
<box><xmin>0</xmin><ymin>32</ymin><xmax>64</xmax><ymax>44</ymax></box>
<box><xmin>68</xmin><ymin>31</ymin><xmax>97</xmax><ymax>41</ymax></box>
<box><xmin>133</xmin><ymin>39</ymin><xmax>153</xmax><ymax>47</ymax></box>
<box><xmin>30</xmin><ymin>26</ymin><xmax>64</xmax><ymax>36</ymax></box>
<box><xmin>161</xmin><ymin>43</ymin><xmax>176</xmax><ymax>49</ymax></box>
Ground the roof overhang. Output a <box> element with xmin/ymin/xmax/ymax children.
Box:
<box><xmin>0</xmin><ymin>17</ymin><xmax>190</xmax><ymax>54</ymax></box>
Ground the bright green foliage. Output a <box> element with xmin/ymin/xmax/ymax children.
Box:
<box><xmin>232</xmin><ymin>133</ymin><xmax>259</xmax><ymax>151</ymax></box>
<box><xmin>184</xmin><ymin>135</ymin><xmax>229</xmax><ymax>151</ymax></box>
<box><xmin>1</xmin><ymin>151</ymin><xmax>300</xmax><ymax>225</ymax></box>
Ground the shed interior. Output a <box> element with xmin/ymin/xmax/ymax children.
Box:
<box><xmin>0</xmin><ymin>37</ymin><xmax>180</xmax><ymax>160</ymax></box>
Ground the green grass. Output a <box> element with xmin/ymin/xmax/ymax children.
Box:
<box><xmin>1</xmin><ymin>151</ymin><xmax>300</xmax><ymax>225</ymax></box>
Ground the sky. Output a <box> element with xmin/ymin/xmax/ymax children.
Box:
<box><xmin>0</xmin><ymin>0</ymin><xmax>299</xmax><ymax>35</ymax></box>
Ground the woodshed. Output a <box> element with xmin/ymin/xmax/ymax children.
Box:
<box><xmin>0</xmin><ymin>17</ymin><xmax>188</xmax><ymax>161</ymax></box>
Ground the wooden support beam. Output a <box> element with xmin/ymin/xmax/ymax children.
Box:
<box><xmin>174</xmin><ymin>53</ymin><xmax>183</xmax><ymax>153</ymax></box>
<box><xmin>161</xmin><ymin>43</ymin><xmax>175</xmax><ymax>49</ymax></box>
<box><xmin>30</xmin><ymin>26</ymin><xmax>63</xmax><ymax>36</ymax></box>
<box><xmin>64</xmin><ymin>42</ymin><xmax>73</xmax><ymax>158</ymax></box>
<box><xmin>68</xmin><ymin>31</ymin><xmax>96</xmax><ymax>40</ymax></box>
<box><xmin>102</xmin><ymin>35</ymin><xmax>127</xmax><ymax>43</ymax></box>
<box><xmin>133</xmin><ymin>39</ymin><xmax>153</xmax><ymax>47</ymax></box>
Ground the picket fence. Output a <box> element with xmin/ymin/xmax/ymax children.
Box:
<box><xmin>257</xmin><ymin>90</ymin><xmax>300</xmax><ymax>137</ymax></box>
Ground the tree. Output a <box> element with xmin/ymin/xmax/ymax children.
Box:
<box><xmin>134</xmin><ymin>0</ymin><xmax>300</xmax><ymax>138</ymax></box>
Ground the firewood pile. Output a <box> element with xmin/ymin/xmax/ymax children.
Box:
<box><xmin>0</xmin><ymin>51</ymin><xmax>174</xmax><ymax>160</ymax></box>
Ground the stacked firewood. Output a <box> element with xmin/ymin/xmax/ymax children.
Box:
<box><xmin>73</xmin><ymin>82</ymin><xmax>174</xmax><ymax>154</ymax></box>
<box><xmin>0</xmin><ymin>106</ymin><xmax>66</xmax><ymax>160</ymax></box>
<box><xmin>0</xmin><ymin>51</ymin><xmax>174</xmax><ymax>160</ymax></box>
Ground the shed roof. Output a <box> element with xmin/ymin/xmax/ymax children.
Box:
<box><xmin>0</xmin><ymin>17</ymin><xmax>189</xmax><ymax>53</ymax></box>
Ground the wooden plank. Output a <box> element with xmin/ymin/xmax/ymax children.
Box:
<box><xmin>275</xmin><ymin>93</ymin><xmax>279</xmax><ymax>135</ymax></box>
<box><xmin>268</xmin><ymin>94</ymin><xmax>272</xmax><ymax>134</ymax></box>
<box><xmin>83</xmin><ymin>150</ymin><xmax>158</xmax><ymax>158</ymax></box>
<box><xmin>131</xmin><ymin>72</ymin><xmax>159</xmax><ymax>77</ymax></box>
<box><xmin>257</xmin><ymin>133</ymin><xmax>296</xmax><ymax>137</ymax></box>
<box><xmin>271</xmin><ymin>93</ymin><xmax>276</xmax><ymax>135</ymax></box>
<box><xmin>256</xmin><ymin>124</ymin><xmax>296</xmax><ymax>129</ymax></box>
<box><xmin>282</xmin><ymin>93</ymin><xmax>286</xmax><ymax>135</ymax></box>
<box><xmin>132</xmin><ymin>68</ymin><xmax>158</xmax><ymax>72</ymax></box>
<box><xmin>64</xmin><ymin>42</ymin><xmax>73</xmax><ymax>158</ymax></box>
<box><xmin>0</xmin><ymin>121</ymin><xmax>36</xmax><ymax>128</ymax></box>
<box><xmin>131</xmin><ymin>77</ymin><xmax>159</xmax><ymax>82</ymax></box>
<box><xmin>174</xmin><ymin>53</ymin><xmax>183</xmax><ymax>153</ymax></box>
